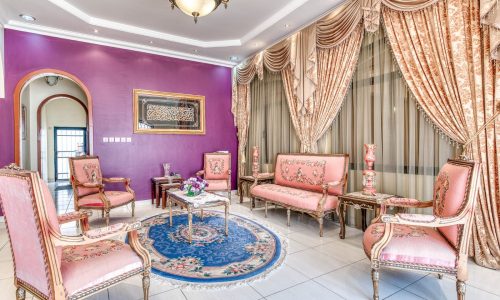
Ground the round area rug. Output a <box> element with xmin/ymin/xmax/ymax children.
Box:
<box><xmin>133</xmin><ymin>211</ymin><xmax>286</xmax><ymax>288</ymax></box>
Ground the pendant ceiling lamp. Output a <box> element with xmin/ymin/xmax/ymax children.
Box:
<box><xmin>169</xmin><ymin>0</ymin><xmax>229</xmax><ymax>23</ymax></box>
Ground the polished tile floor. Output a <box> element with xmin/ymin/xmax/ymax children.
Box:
<box><xmin>0</xmin><ymin>184</ymin><xmax>499</xmax><ymax>300</ymax></box>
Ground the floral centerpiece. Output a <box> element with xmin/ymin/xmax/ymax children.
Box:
<box><xmin>181</xmin><ymin>176</ymin><xmax>208</xmax><ymax>196</ymax></box>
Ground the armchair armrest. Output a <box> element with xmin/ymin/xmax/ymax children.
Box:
<box><xmin>79</xmin><ymin>182</ymin><xmax>104</xmax><ymax>189</ymax></box>
<box><xmin>103</xmin><ymin>177</ymin><xmax>130</xmax><ymax>183</ymax></box>
<box><xmin>58</xmin><ymin>211</ymin><xmax>92</xmax><ymax>224</ymax></box>
<box><xmin>51</xmin><ymin>221</ymin><xmax>142</xmax><ymax>246</ymax></box>
<box><xmin>380</xmin><ymin>213</ymin><xmax>467</xmax><ymax>227</ymax></box>
<box><xmin>196</xmin><ymin>170</ymin><xmax>205</xmax><ymax>177</ymax></box>
<box><xmin>382</xmin><ymin>197</ymin><xmax>433</xmax><ymax>208</ymax></box>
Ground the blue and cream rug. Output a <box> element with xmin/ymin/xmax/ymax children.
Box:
<box><xmin>134</xmin><ymin>211</ymin><xmax>286</xmax><ymax>288</ymax></box>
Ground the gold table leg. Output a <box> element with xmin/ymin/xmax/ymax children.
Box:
<box><xmin>169</xmin><ymin>195</ymin><xmax>173</xmax><ymax>227</ymax></box>
<box><xmin>188</xmin><ymin>207</ymin><xmax>193</xmax><ymax>243</ymax></box>
<box><xmin>225</xmin><ymin>203</ymin><xmax>229</xmax><ymax>236</ymax></box>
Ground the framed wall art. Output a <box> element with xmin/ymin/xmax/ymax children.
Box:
<box><xmin>133</xmin><ymin>89</ymin><xmax>205</xmax><ymax>135</ymax></box>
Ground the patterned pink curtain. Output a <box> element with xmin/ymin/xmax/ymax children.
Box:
<box><xmin>383</xmin><ymin>0</ymin><xmax>500</xmax><ymax>269</ymax></box>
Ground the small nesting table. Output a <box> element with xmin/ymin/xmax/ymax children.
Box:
<box><xmin>167</xmin><ymin>189</ymin><xmax>230</xmax><ymax>244</ymax></box>
<box><xmin>151</xmin><ymin>176</ymin><xmax>183</xmax><ymax>207</ymax></box>
<box><xmin>338</xmin><ymin>192</ymin><xmax>395</xmax><ymax>239</ymax></box>
<box><xmin>238</xmin><ymin>174</ymin><xmax>274</xmax><ymax>204</ymax></box>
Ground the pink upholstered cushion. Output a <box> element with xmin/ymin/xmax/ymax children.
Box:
<box><xmin>71</xmin><ymin>158</ymin><xmax>102</xmax><ymax>197</ymax></box>
<box><xmin>205</xmin><ymin>180</ymin><xmax>230</xmax><ymax>191</ymax></box>
<box><xmin>274</xmin><ymin>154</ymin><xmax>347</xmax><ymax>196</ymax></box>
<box><xmin>204</xmin><ymin>154</ymin><xmax>230</xmax><ymax>180</ymax></box>
<box><xmin>61</xmin><ymin>240</ymin><xmax>143</xmax><ymax>297</ymax></box>
<box><xmin>79</xmin><ymin>191</ymin><xmax>133</xmax><ymax>207</ymax></box>
<box><xmin>0</xmin><ymin>175</ymin><xmax>51</xmax><ymax>297</ymax></box>
<box><xmin>433</xmin><ymin>163</ymin><xmax>471</xmax><ymax>248</ymax></box>
<box><xmin>251</xmin><ymin>184</ymin><xmax>339</xmax><ymax>211</ymax></box>
<box><xmin>40</xmin><ymin>181</ymin><xmax>63</xmax><ymax>266</ymax></box>
<box><xmin>363</xmin><ymin>223</ymin><xmax>457</xmax><ymax>270</ymax></box>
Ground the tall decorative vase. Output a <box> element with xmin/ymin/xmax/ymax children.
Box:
<box><xmin>362</xmin><ymin>144</ymin><xmax>377</xmax><ymax>195</ymax></box>
<box><xmin>163</xmin><ymin>163</ymin><xmax>171</xmax><ymax>177</ymax></box>
<box><xmin>252</xmin><ymin>146</ymin><xmax>260</xmax><ymax>177</ymax></box>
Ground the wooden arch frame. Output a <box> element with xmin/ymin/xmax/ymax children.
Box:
<box><xmin>13</xmin><ymin>69</ymin><xmax>93</xmax><ymax>166</ymax></box>
<box><xmin>36</xmin><ymin>94</ymin><xmax>89</xmax><ymax>178</ymax></box>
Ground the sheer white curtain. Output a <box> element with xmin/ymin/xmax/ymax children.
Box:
<box><xmin>318</xmin><ymin>28</ymin><xmax>458</xmax><ymax>204</ymax></box>
<box><xmin>245</xmin><ymin>69</ymin><xmax>299</xmax><ymax>174</ymax></box>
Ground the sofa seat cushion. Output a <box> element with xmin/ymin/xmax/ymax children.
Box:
<box><xmin>205</xmin><ymin>180</ymin><xmax>229</xmax><ymax>191</ymax></box>
<box><xmin>79</xmin><ymin>191</ymin><xmax>133</xmax><ymax>208</ymax></box>
<box><xmin>251</xmin><ymin>184</ymin><xmax>339</xmax><ymax>212</ymax></box>
<box><xmin>61</xmin><ymin>240</ymin><xmax>143</xmax><ymax>298</ymax></box>
<box><xmin>363</xmin><ymin>223</ymin><xmax>457</xmax><ymax>270</ymax></box>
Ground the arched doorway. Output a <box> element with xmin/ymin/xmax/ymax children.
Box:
<box><xmin>36</xmin><ymin>94</ymin><xmax>89</xmax><ymax>180</ymax></box>
<box><xmin>13</xmin><ymin>69</ymin><xmax>93</xmax><ymax>167</ymax></box>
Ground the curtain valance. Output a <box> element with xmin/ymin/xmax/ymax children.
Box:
<box><xmin>480</xmin><ymin>0</ymin><xmax>500</xmax><ymax>59</ymax></box>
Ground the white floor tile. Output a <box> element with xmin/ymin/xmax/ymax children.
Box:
<box><xmin>182</xmin><ymin>284</ymin><xmax>262</xmax><ymax>300</ymax></box>
<box><xmin>265</xmin><ymin>280</ymin><xmax>343</xmax><ymax>300</ymax></box>
<box><xmin>314</xmin><ymin>264</ymin><xmax>401</xmax><ymax>299</ymax></box>
<box><xmin>249</xmin><ymin>265</ymin><xmax>308</xmax><ymax>296</ymax></box>
<box><xmin>465</xmin><ymin>259</ymin><xmax>500</xmax><ymax>296</ymax></box>
<box><xmin>313</xmin><ymin>240</ymin><xmax>366</xmax><ymax>265</ymax></box>
<box><xmin>150</xmin><ymin>288</ymin><xmax>186</xmax><ymax>300</ymax></box>
<box><xmin>405</xmin><ymin>274</ymin><xmax>500</xmax><ymax>300</ymax></box>
<box><xmin>108</xmin><ymin>275</ymin><xmax>176</xmax><ymax>300</ymax></box>
<box><xmin>0</xmin><ymin>260</ymin><xmax>14</xmax><ymax>279</ymax></box>
<box><xmin>286</xmin><ymin>249</ymin><xmax>348</xmax><ymax>278</ymax></box>
<box><xmin>0</xmin><ymin>277</ymin><xmax>17</xmax><ymax>299</ymax></box>
<box><xmin>385</xmin><ymin>290</ymin><xmax>424</xmax><ymax>299</ymax></box>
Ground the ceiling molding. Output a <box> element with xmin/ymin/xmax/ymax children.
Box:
<box><xmin>47</xmin><ymin>0</ymin><xmax>310</xmax><ymax>48</ymax></box>
<box><xmin>240</xmin><ymin>0</ymin><xmax>309</xmax><ymax>44</ymax></box>
<box><xmin>5</xmin><ymin>21</ymin><xmax>237</xmax><ymax>67</ymax></box>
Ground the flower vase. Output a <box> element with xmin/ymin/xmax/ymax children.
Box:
<box><xmin>186</xmin><ymin>187</ymin><xmax>202</xmax><ymax>197</ymax></box>
<box><xmin>362</xmin><ymin>144</ymin><xmax>377</xmax><ymax>196</ymax></box>
<box><xmin>252</xmin><ymin>146</ymin><xmax>260</xmax><ymax>177</ymax></box>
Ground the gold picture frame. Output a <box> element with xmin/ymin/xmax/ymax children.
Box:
<box><xmin>133</xmin><ymin>89</ymin><xmax>206</xmax><ymax>135</ymax></box>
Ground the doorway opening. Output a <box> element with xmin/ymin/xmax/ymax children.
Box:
<box><xmin>54</xmin><ymin>127</ymin><xmax>87</xmax><ymax>181</ymax></box>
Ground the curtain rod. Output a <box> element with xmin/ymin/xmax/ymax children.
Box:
<box><xmin>239</xmin><ymin>0</ymin><xmax>349</xmax><ymax>65</ymax></box>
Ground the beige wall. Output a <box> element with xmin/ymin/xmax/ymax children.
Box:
<box><xmin>19</xmin><ymin>76</ymin><xmax>87</xmax><ymax>175</ymax></box>
<box><xmin>42</xmin><ymin>98</ymin><xmax>87</xmax><ymax>181</ymax></box>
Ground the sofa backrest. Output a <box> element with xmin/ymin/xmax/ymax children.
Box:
<box><xmin>274</xmin><ymin>153</ymin><xmax>349</xmax><ymax>195</ymax></box>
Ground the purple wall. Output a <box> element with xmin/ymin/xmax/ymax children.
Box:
<box><xmin>0</xmin><ymin>29</ymin><xmax>237</xmax><ymax>202</ymax></box>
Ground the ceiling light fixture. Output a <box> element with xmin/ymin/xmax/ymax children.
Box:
<box><xmin>169</xmin><ymin>0</ymin><xmax>229</xmax><ymax>23</ymax></box>
<box><xmin>19</xmin><ymin>14</ymin><xmax>36</xmax><ymax>22</ymax></box>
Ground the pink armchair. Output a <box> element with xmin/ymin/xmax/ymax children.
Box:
<box><xmin>0</xmin><ymin>164</ymin><xmax>151</xmax><ymax>300</ymax></box>
<box><xmin>196</xmin><ymin>152</ymin><xmax>232</xmax><ymax>199</ymax></box>
<box><xmin>363</xmin><ymin>159</ymin><xmax>481</xmax><ymax>300</ymax></box>
<box><xmin>69</xmin><ymin>155</ymin><xmax>135</xmax><ymax>226</ymax></box>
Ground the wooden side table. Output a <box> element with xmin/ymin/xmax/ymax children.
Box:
<box><xmin>160</xmin><ymin>182</ymin><xmax>182</xmax><ymax>209</ymax></box>
<box><xmin>338</xmin><ymin>192</ymin><xmax>395</xmax><ymax>239</ymax></box>
<box><xmin>151</xmin><ymin>176</ymin><xmax>183</xmax><ymax>207</ymax></box>
<box><xmin>238</xmin><ymin>174</ymin><xmax>274</xmax><ymax>204</ymax></box>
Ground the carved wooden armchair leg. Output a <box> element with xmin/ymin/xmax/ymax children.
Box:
<box><xmin>251</xmin><ymin>197</ymin><xmax>255</xmax><ymax>211</ymax></box>
<box><xmin>131</xmin><ymin>200</ymin><xmax>136</xmax><ymax>217</ymax></box>
<box><xmin>143</xmin><ymin>270</ymin><xmax>151</xmax><ymax>300</ymax></box>
<box><xmin>287</xmin><ymin>208</ymin><xmax>291</xmax><ymax>226</ymax></box>
<box><xmin>437</xmin><ymin>273</ymin><xmax>443</xmax><ymax>279</ymax></box>
<box><xmin>371</xmin><ymin>268</ymin><xmax>380</xmax><ymax>300</ymax></box>
<box><xmin>16</xmin><ymin>287</ymin><xmax>26</xmax><ymax>300</ymax></box>
<box><xmin>318</xmin><ymin>216</ymin><xmax>324</xmax><ymax>237</ymax></box>
<box><xmin>105</xmin><ymin>208</ymin><xmax>110</xmax><ymax>226</ymax></box>
<box><xmin>456</xmin><ymin>280</ymin><xmax>466</xmax><ymax>300</ymax></box>
<box><xmin>264</xmin><ymin>202</ymin><xmax>268</xmax><ymax>218</ymax></box>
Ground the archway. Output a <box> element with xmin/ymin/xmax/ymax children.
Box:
<box><xmin>36</xmin><ymin>94</ymin><xmax>89</xmax><ymax>180</ymax></box>
<box><xmin>14</xmin><ymin>69</ymin><xmax>93</xmax><ymax>165</ymax></box>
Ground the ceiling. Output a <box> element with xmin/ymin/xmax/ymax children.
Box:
<box><xmin>0</xmin><ymin>0</ymin><xmax>344</xmax><ymax>67</ymax></box>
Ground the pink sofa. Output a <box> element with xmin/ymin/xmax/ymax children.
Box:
<box><xmin>250</xmin><ymin>153</ymin><xmax>349</xmax><ymax>236</ymax></box>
